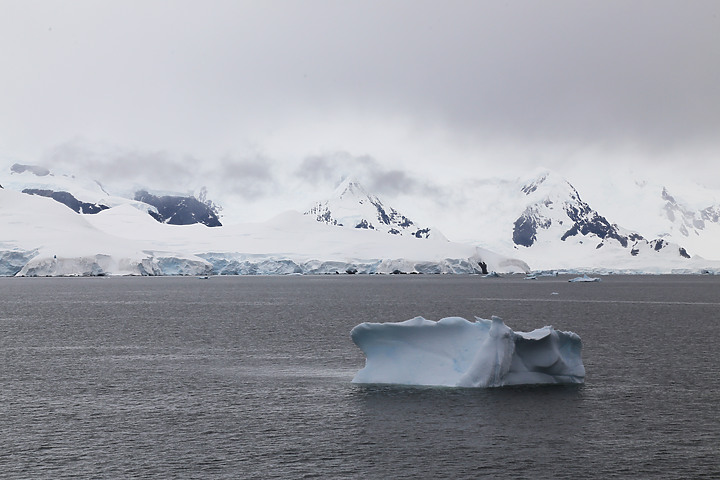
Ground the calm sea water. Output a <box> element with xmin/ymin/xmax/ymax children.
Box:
<box><xmin>0</xmin><ymin>275</ymin><xmax>718</xmax><ymax>479</ymax></box>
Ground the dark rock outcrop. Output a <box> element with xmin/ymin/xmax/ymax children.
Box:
<box><xmin>134</xmin><ymin>190</ymin><xmax>222</xmax><ymax>227</ymax></box>
<box><xmin>22</xmin><ymin>189</ymin><xmax>109</xmax><ymax>214</ymax></box>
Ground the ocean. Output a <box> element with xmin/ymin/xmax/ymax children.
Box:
<box><xmin>1</xmin><ymin>275</ymin><xmax>718</xmax><ymax>479</ymax></box>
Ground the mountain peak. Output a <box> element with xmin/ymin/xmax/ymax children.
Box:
<box><xmin>306</xmin><ymin>177</ymin><xmax>442</xmax><ymax>240</ymax></box>
<box><xmin>333</xmin><ymin>176</ymin><xmax>370</xmax><ymax>200</ymax></box>
<box><xmin>520</xmin><ymin>170</ymin><xmax>550</xmax><ymax>195</ymax></box>
<box><xmin>520</xmin><ymin>170</ymin><xmax>578</xmax><ymax>197</ymax></box>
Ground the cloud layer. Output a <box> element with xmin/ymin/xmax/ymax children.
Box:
<box><xmin>2</xmin><ymin>0</ymin><xmax>719</xmax><ymax>218</ymax></box>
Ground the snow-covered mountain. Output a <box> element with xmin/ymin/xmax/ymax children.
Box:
<box><xmin>394</xmin><ymin>168</ymin><xmax>719</xmax><ymax>273</ymax></box>
<box><xmin>0</xmin><ymin>168</ymin><xmax>528</xmax><ymax>276</ymax></box>
<box><xmin>305</xmin><ymin>177</ymin><xmax>444</xmax><ymax>240</ymax></box>
<box><xmin>2</xmin><ymin>163</ymin><xmax>221</xmax><ymax>227</ymax></box>
<box><xmin>654</xmin><ymin>187</ymin><xmax>720</xmax><ymax>259</ymax></box>
<box><xmin>507</xmin><ymin>172</ymin><xmax>695</xmax><ymax>271</ymax></box>
<box><xmin>1</xmin><ymin>161</ymin><xmax>718</xmax><ymax>275</ymax></box>
<box><xmin>541</xmin><ymin>172</ymin><xmax>720</xmax><ymax>263</ymax></box>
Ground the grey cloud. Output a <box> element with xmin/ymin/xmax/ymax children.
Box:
<box><xmin>296</xmin><ymin>152</ymin><xmax>378</xmax><ymax>186</ymax></box>
<box><xmin>213</xmin><ymin>155</ymin><xmax>277</xmax><ymax>200</ymax></box>
<box><xmin>296</xmin><ymin>151</ymin><xmax>444</xmax><ymax>197</ymax></box>
<box><xmin>214</xmin><ymin>1</ymin><xmax>720</xmax><ymax>152</ymax></box>
<box><xmin>218</xmin><ymin>157</ymin><xmax>272</xmax><ymax>181</ymax></box>
<box><xmin>3</xmin><ymin>0</ymin><xmax>719</xmax><ymax>188</ymax></box>
<box><xmin>46</xmin><ymin>142</ymin><xmax>198</xmax><ymax>191</ymax></box>
<box><xmin>45</xmin><ymin>141</ymin><xmax>282</xmax><ymax>201</ymax></box>
<box><xmin>295</xmin><ymin>154</ymin><xmax>347</xmax><ymax>185</ymax></box>
<box><xmin>367</xmin><ymin>170</ymin><xmax>421</xmax><ymax>195</ymax></box>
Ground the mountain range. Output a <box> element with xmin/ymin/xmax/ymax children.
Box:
<box><xmin>298</xmin><ymin>169</ymin><xmax>719</xmax><ymax>273</ymax></box>
<box><xmin>0</xmin><ymin>164</ymin><xmax>526</xmax><ymax>276</ymax></box>
<box><xmin>1</xmin><ymin>162</ymin><xmax>718</xmax><ymax>276</ymax></box>
<box><xmin>498</xmin><ymin>172</ymin><xmax>704</xmax><ymax>272</ymax></box>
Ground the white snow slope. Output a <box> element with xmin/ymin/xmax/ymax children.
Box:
<box><xmin>351</xmin><ymin>316</ymin><xmax>585</xmax><ymax>387</ymax></box>
<box><xmin>0</xmin><ymin>188</ymin><xmax>528</xmax><ymax>276</ymax></box>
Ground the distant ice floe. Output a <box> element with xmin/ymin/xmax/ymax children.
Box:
<box><xmin>351</xmin><ymin>316</ymin><xmax>585</xmax><ymax>388</ymax></box>
<box><xmin>568</xmin><ymin>274</ymin><xmax>601</xmax><ymax>282</ymax></box>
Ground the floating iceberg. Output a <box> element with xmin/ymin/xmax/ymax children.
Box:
<box><xmin>568</xmin><ymin>274</ymin><xmax>601</xmax><ymax>282</ymax></box>
<box><xmin>351</xmin><ymin>316</ymin><xmax>584</xmax><ymax>388</ymax></box>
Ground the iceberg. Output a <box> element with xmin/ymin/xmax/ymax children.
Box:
<box><xmin>351</xmin><ymin>316</ymin><xmax>585</xmax><ymax>388</ymax></box>
<box><xmin>568</xmin><ymin>274</ymin><xmax>601</xmax><ymax>282</ymax></box>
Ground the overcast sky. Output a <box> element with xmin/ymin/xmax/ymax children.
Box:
<box><xmin>2</xmin><ymin>0</ymin><xmax>719</xmax><ymax>222</ymax></box>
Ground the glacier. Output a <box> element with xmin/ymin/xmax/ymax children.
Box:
<box><xmin>351</xmin><ymin>316</ymin><xmax>585</xmax><ymax>388</ymax></box>
<box><xmin>0</xmin><ymin>188</ymin><xmax>529</xmax><ymax>276</ymax></box>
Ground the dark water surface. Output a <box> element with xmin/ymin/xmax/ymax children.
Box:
<box><xmin>1</xmin><ymin>275</ymin><xmax>718</xmax><ymax>479</ymax></box>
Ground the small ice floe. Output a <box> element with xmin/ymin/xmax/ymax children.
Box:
<box><xmin>524</xmin><ymin>275</ymin><xmax>537</xmax><ymax>280</ymax></box>
<box><xmin>568</xmin><ymin>274</ymin><xmax>601</xmax><ymax>282</ymax></box>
